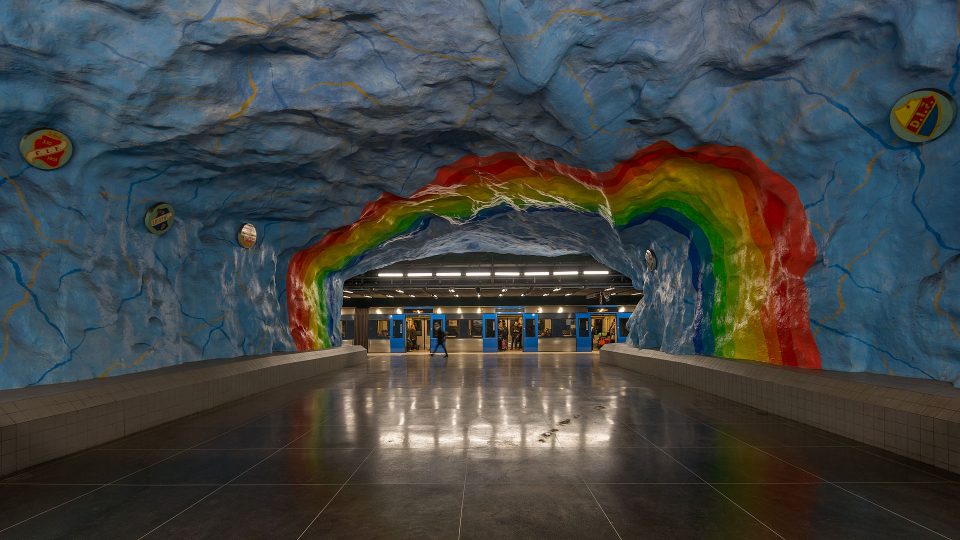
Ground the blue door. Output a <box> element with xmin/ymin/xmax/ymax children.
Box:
<box><xmin>482</xmin><ymin>313</ymin><xmax>498</xmax><ymax>352</ymax></box>
<box><xmin>575</xmin><ymin>313</ymin><xmax>591</xmax><ymax>352</ymax></box>
<box><xmin>617</xmin><ymin>312</ymin><xmax>631</xmax><ymax>343</ymax></box>
<box><xmin>389</xmin><ymin>314</ymin><xmax>405</xmax><ymax>353</ymax></box>
<box><xmin>523</xmin><ymin>313</ymin><xmax>538</xmax><ymax>352</ymax></box>
<box><xmin>430</xmin><ymin>314</ymin><xmax>446</xmax><ymax>352</ymax></box>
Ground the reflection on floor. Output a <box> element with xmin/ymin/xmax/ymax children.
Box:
<box><xmin>0</xmin><ymin>353</ymin><xmax>958</xmax><ymax>539</ymax></box>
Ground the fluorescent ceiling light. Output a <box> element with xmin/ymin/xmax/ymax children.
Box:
<box><xmin>495</xmin><ymin>271</ymin><xmax>520</xmax><ymax>276</ymax></box>
<box><xmin>436</xmin><ymin>272</ymin><xmax>461</xmax><ymax>277</ymax></box>
<box><xmin>501</xmin><ymin>288</ymin><xmax>507</xmax><ymax>292</ymax></box>
<box><xmin>378</xmin><ymin>272</ymin><xmax>403</xmax><ymax>277</ymax></box>
<box><xmin>605</xmin><ymin>287</ymin><xmax>615</xmax><ymax>291</ymax></box>
<box><xmin>476</xmin><ymin>294</ymin><xmax>481</xmax><ymax>297</ymax></box>
<box><xmin>433</xmin><ymin>294</ymin><xmax>438</xmax><ymax>298</ymax></box>
<box><xmin>552</xmin><ymin>287</ymin><xmax>561</xmax><ymax>292</ymax></box>
<box><xmin>363</xmin><ymin>295</ymin><xmax>372</xmax><ymax>298</ymax></box>
<box><xmin>520</xmin><ymin>293</ymin><xmax>525</xmax><ymax>297</ymax></box>
<box><xmin>583</xmin><ymin>270</ymin><xmax>609</xmax><ymax>275</ymax></box>
<box><xmin>407</xmin><ymin>272</ymin><xmax>432</xmax><ymax>277</ymax></box>
<box><xmin>344</xmin><ymin>290</ymin><xmax>354</xmax><ymax>293</ymax></box>
<box><xmin>553</xmin><ymin>271</ymin><xmax>578</xmax><ymax>276</ymax></box>
<box><xmin>524</xmin><ymin>271</ymin><xmax>549</xmax><ymax>276</ymax></box>
<box><xmin>542</xmin><ymin>293</ymin><xmax>549</xmax><ymax>296</ymax></box>
<box><xmin>564</xmin><ymin>293</ymin><xmax>572</xmax><ymax>296</ymax></box>
<box><xmin>448</xmin><ymin>288</ymin><xmax>456</xmax><ymax>293</ymax></box>
<box><xmin>465</xmin><ymin>272</ymin><xmax>490</xmax><ymax>277</ymax></box>
<box><xmin>409</xmin><ymin>294</ymin><xmax>416</xmax><ymax>297</ymax></box>
<box><xmin>396</xmin><ymin>289</ymin><xmax>405</xmax><ymax>293</ymax></box>
<box><xmin>498</xmin><ymin>293</ymin><xmax>503</xmax><ymax>297</ymax></box>
<box><xmin>386</xmin><ymin>294</ymin><xmax>394</xmax><ymax>298</ymax></box>
<box><xmin>455</xmin><ymin>294</ymin><xmax>460</xmax><ymax>297</ymax></box>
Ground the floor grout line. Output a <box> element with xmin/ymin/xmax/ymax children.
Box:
<box><xmin>702</xmin><ymin>423</ymin><xmax>953</xmax><ymax>540</ymax></box>
<box><xmin>295</xmin><ymin>448</ymin><xmax>376</xmax><ymax>540</ymax></box>
<box><xmin>137</xmin><ymin>422</ymin><xmax>325</xmax><ymax>540</ymax></box>
<box><xmin>621</xmin><ymin>423</ymin><xmax>787</xmax><ymax>539</ymax></box>
<box><xmin>457</xmin><ymin>450</ymin><xmax>468</xmax><ymax>540</ymax></box>
<box><xmin>0</xmin><ymin>397</ymin><xmax>311</xmax><ymax>535</ymax></box>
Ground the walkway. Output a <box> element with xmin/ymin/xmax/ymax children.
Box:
<box><xmin>0</xmin><ymin>353</ymin><xmax>957</xmax><ymax>539</ymax></box>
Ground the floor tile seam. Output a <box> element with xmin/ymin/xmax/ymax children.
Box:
<box><xmin>704</xmin><ymin>424</ymin><xmax>953</xmax><ymax>539</ymax></box>
<box><xmin>0</xmin><ymin>397</ymin><xmax>294</xmax><ymax>534</ymax></box>
<box><xmin>580</xmin><ymin>478</ymin><xmax>624</xmax><ymax>540</ymax></box>
<box><xmin>850</xmin><ymin>444</ymin><xmax>957</xmax><ymax>482</ymax></box>
<box><xmin>457</xmin><ymin>451</ymin><xmax>468</xmax><ymax>540</ymax></box>
<box><xmin>619</xmin><ymin>422</ymin><xmax>787</xmax><ymax>539</ymax></box>
<box><xmin>136</xmin><ymin>418</ymin><xmax>325</xmax><ymax>540</ymax></box>
<box><xmin>295</xmin><ymin>448</ymin><xmax>376</xmax><ymax>540</ymax></box>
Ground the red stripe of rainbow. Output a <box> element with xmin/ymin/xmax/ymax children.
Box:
<box><xmin>286</xmin><ymin>142</ymin><xmax>821</xmax><ymax>368</ymax></box>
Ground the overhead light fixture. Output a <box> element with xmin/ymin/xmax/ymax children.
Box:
<box><xmin>433</xmin><ymin>294</ymin><xmax>438</xmax><ymax>298</ymax></box>
<box><xmin>476</xmin><ymin>294</ymin><xmax>481</xmax><ymax>298</ymax></box>
<box><xmin>409</xmin><ymin>294</ymin><xmax>416</xmax><ymax>297</ymax></box>
<box><xmin>396</xmin><ymin>289</ymin><xmax>405</xmax><ymax>293</ymax></box>
<box><xmin>437</xmin><ymin>307</ymin><xmax>442</xmax><ymax>313</ymax></box>
<box><xmin>395</xmin><ymin>308</ymin><xmax>402</xmax><ymax>314</ymax></box>
<box><xmin>448</xmin><ymin>288</ymin><xmax>456</xmax><ymax>293</ymax></box>
<box><xmin>378</xmin><ymin>272</ymin><xmax>403</xmax><ymax>277</ymax></box>
<box><xmin>553</xmin><ymin>271</ymin><xmax>578</xmax><ymax>276</ymax></box>
<box><xmin>558</xmin><ymin>307</ymin><xmax>564</xmax><ymax>313</ymax></box>
<box><xmin>457</xmin><ymin>308</ymin><xmax>462</xmax><ymax>313</ymax></box>
<box><xmin>542</xmin><ymin>293</ymin><xmax>549</xmax><ymax>296</ymax></box>
<box><xmin>524</xmin><ymin>271</ymin><xmax>549</xmax><ymax>276</ymax></box>
<box><xmin>618</xmin><ymin>307</ymin><xmax>626</xmax><ymax>312</ymax></box>
<box><xmin>501</xmin><ymin>288</ymin><xmax>507</xmax><ymax>292</ymax></box>
<box><xmin>363</xmin><ymin>295</ymin><xmax>372</xmax><ymax>298</ymax></box>
<box><xmin>564</xmin><ymin>293</ymin><xmax>572</xmax><ymax>296</ymax></box>
<box><xmin>343</xmin><ymin>296</ymin><xmax>350</xmax><ymax>299</ymax></box>
<box><xmin>520</xmin><ymin>293</ymin><xmax>525</xmax><ymax>297</ymax></box>
<box><xmin>407</xmin><ymin>272</ymin><xmax>432</xmax><ymax>278</ymax></box>
<box><xmin>386</xmin><ymin>294</ymin><xmax>394</xmax><ymax>298</ymax></box>
<box><xmin>466</xmin><ymin>272</ymin><xmax>490</xmax><ymax>277</ymax></box>
<box><xmin>344</xmin><ymin>290</ymin><xmax>354</xmax><ymax>294</ymax></box>
<box><xmin>436</xmin><ymin>272</ymin><xmax>461</xmax><ymax>277</ymax></box>
<box><xmin>604</xmin><ymin>287</ymin><xmax>615</xmax><ymax>291</ymax></box>
<box><xmin>498</xmin><ymin>293</ymin><xmax>503</xmax><ymax>297</ymax></box>
<box><xmin>583</xmin><ymin>270</ymin><xmax>609</xmax><ymax>275</ymax></box>
<box><xmin>552</xmin><ymin>287</ymin><xmax>561</xmax><ymax>292</ymax></box>
<box><xmin>633</xmin><ymin>292</ymin><xmax>642</xmax><ymax>296</ymax></box>
<box><xmin>495</xmin><ymin>271</ymin><xmax>520</xmax><ymax>276</ymax></box>
<box><xmin>455</xmin><ymin>294</ymin><xmax>460</xmax><ymax>297</ymax></box>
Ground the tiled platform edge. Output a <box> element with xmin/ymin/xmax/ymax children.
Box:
<box><xmin>0</xmin><ymin>345</ymin><xmax>366</xmax><ymax>476</ymax></box>
<box><xmin>600</xmin><ymin>344</ymin><xmax>960</xmax><ymax>474</ymax></box>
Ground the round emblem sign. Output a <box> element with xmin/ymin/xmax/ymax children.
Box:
<box><xmin>144</xmin><ymin>203</ymin><xmax>175</xmax><ymax>235</ymax></box>
<box><xmin>890</xmin><ymin>89</ymin><xmax>956</xmax><ymax>143</ymax></box>
<box><xmin>19</xmin><ymin>129</ymin><xmax>74</xmax><ymax>170</ymax></box>
<box><xmin>238</xmin><ymin>223</ymin><xmax>257</xmax><ymax>248</ymax></box>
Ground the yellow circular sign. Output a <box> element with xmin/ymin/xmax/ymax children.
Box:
<box><xmin>890</xmin><ymin>89</ymin><xmax>956</xmax><ymax>143</ymax></box>
<box><xmin>19</xmin><ymin>128</ymin><xmax>74</xmax><ymax>170</ymax></box>
<box><xmin>238</xmin><ymin>223</ymin><xmax>257</xmax><ymax>248</ymax></box>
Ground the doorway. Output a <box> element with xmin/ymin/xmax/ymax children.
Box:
<box><xmin>590</xmin><ymin>314</ymin><xmax>617</xmax><ymax>350</ymax></box>
<box><xmin>405</xmin><ymin>316</ymin><xmax>430</xmax><ymax>352</ymax></box>
<box><xmin>497</xmin><ymin>315</ymin><xmax>522</xmax><ymax>351</ymax></box>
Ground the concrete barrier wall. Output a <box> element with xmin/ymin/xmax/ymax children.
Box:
<box><xmin>0</xmin><ymin>346</ymin><xmax>366</xmax><ymax>477</ymax></box>
<box><xmin>601</xmin><ymin>344</ymin><xmax>960</xmax><ymax>475</ymax></box>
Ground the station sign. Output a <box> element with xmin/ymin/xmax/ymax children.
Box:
<box><xmin>144</xmin><ymin>203</ymin><xmax>174</xmax><ymax>235</ymax></box>
<box><xmin>238</xmin><ymin>223</ymin><xmax>257</xmax><ymax>248</ymax></box>
<box><xmin>890</xmin><ymin>89</ymin><xmax>955</xmax><ymax>143</ymax></box>
<box><xmin>19</xmin><ymin>128</ymin><xmax>73</xmax><ymax>170</ymax></box>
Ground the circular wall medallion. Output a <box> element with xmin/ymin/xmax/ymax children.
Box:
<box><xmin>890</xmin><ymin>89</ymin><xmax>956</xmax><ymax>143</ymax></box>
<box><xmin>19</xmin><ymin>128</ymin><xmax>74</xmax><ymax>170</ymax></box>
<box><xmin>144</xmin><ymin>203</ymin><xmax>175</xmax><ymax>235</ymax></box>
<box><xmin>644</xmin><ymin>249</ymin><xmax>657</xmax><ymax>271</ymax></box>
<box><xmin>238</xmin><ymin>223</ymin><xmax>257</xmax><ymax>248</ymax></box>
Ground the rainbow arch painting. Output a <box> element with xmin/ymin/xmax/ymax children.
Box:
<box><xmin>287</xmin><ymin>142</ymin><xmax>821</xmax><ymax>368</ymax></box>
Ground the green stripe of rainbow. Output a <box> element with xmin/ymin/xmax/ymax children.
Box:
<box><xmin>287</xmin><ymin>142</ymin><xmax>821</xmax><ymax>368</ymax></box>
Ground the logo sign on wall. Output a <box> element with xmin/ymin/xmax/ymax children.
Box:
<box><xmin>19</xmin><ymin>128</ymin><xmax>74</xmax><ymax>170</ymax></box>
<box><xmin>238</xmin><ymin>223</ymin><xmax>257</xmax><ymax>248</ymax></box>
<box><xmin>144</xmin><ymin>203</ymin><xmax>175</xmax><ymax>235</ymax></box>
<box><xmin>890</xmin><ymin>89</ymin><xmax>956</xmax><ymax>143</ymax></box>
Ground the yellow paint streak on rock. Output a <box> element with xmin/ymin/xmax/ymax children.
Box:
<box><xmin>457</xmin><ymin>69</ymin><xmax>507</xmax><ymax>127</ymax></box>
<box><xmin>98</xmin><ymin>348</ymin><xmax>153</xmax><ymax>378</ymax></box>
<box><xmin>211</xmin><ymin>16</ymin><xmax>269</xmax><ymax>30</ymax></box>
<box><xmin>515</xmin><ymin>9</ymin><xmax>625</xmax><ymax>41</ymax></box>
<box><xmin>227</xmin><ymin>64</ymin><xmax>259</xmax><ymax>120</ymax></box>
<box><xmin>278</xmin><ymin>8</ymin><xmax>333</xmax><ymax>28</ymax></box>
<box><xmin>0</xmin><ymin>169</ymin><xmax>71</xmax><ymax>246</ymax></box>
<box><xmin>934</xmin><ymin>278</ymin><xmax>960</xmax><ymax>338</ymax></box>
<box><xmin>306</xmin><ymin>81</ymin><xmax>383</xmax><ymax>106</ymax></box>
<box><xmin>565</xmin><ymin>61</ymin><xmax>606</xmax><ymax>133</ymax></box>
<box><xmin>1</xmin><ymin>251</ymin><xmax>48</xmax><ymax>364</ymax></box>
<box><xmin>368</xmin><ymin>22</ymin><xmax>495</xmax><ymax>63</ymax></box>
<box><xmin>878</xmin><ymin>352</ymin><xmax>894</xmax><ymax>375</ymax></box>
<box><xmin>744</xmin><ymin>4</ymin><xmax>786</xmax><ymax>64</ymax></box>
<box><xmin>848</xmin><ymin>150</ymin><xmax>883</xmax><ymax>196</ymax></box>
<box><xmin>821</xmin><ymin>230</ymin><xmax>887</xmax><ymax>327</ymax></box>
<box><xmin>707</xmin><ymin>83</ymin><xmax>751</xmax><ymax>130</ymax></box>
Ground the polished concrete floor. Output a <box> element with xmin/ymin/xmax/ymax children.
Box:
<box><xmin>1</xmin><ymin>353</ymin><xmax>958</xmax><ymax>539</ymax></box>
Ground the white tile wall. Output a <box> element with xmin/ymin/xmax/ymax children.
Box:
<box><xmin>601</xmin><ymin>343</ymin><xmax>960</xmax><ymax>475</ymax></box>
<box><xmin>0</xmin><ymin>346</ymin><xmax>366</xmax><ymax>477</ymax></box>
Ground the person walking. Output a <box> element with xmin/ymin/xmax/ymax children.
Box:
<box><xmin>430</xmin><ymin>323</ymin><xmax>448</xmax><ymax>358</ymax></box>
<box><xmin>511</xmin><ymin>320</ymin><xmax>521</xmax><ymax>350</ymax></box>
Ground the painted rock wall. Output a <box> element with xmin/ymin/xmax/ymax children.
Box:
<box><xmin>0</xmin><ymin>0</ymin><xmax>958</xmax><ymax>389</ymax></box>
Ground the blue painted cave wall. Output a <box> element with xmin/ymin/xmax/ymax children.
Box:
<box><xmin>0</xmin><ymin>0</ymin><xmax>958</xmax><ymax>389</ymax></box>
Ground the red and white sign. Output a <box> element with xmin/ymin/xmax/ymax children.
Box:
<box><xmin>19</xmin><ymin>129</ymin><xmax>73</xmax><ymax>170</ymax></box>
